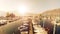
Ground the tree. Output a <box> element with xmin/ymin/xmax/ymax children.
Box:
<box><xmin>6</xmin><ymin>12</ymin><xmax>15</xmax><ymax>18</ymax></box>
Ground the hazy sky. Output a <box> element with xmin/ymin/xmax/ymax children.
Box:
<box><xmin>0</xmin><ymin>0</ymin><xmax>60</xmax><ymax>16</ymax></box>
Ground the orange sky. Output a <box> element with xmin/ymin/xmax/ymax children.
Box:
<box><xmin>0</xmin><ymin>0</ymin><xmax>60</xmax><ymax>16</ymax></box>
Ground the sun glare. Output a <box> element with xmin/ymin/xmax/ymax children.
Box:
<box><xmin>17</xmin><ymin>5</ymin><xmax>28</xmax><ymax>16</ymax></box>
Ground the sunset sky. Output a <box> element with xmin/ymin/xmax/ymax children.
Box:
<box><xmin>0</xmin><ymin>0</ymin><xmax>60</xmax><ymax>16</ymax></box>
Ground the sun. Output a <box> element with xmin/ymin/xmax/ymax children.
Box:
<box><xmin>17</xmin><ymin>5</ymin><xmax>28</xmax><ymax>16</ymax></box>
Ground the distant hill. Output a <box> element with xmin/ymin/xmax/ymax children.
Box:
<box><xmin>41</xmin><ymin>8</ymin><xmax>60</xmax><ymax>16</ymax></box>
